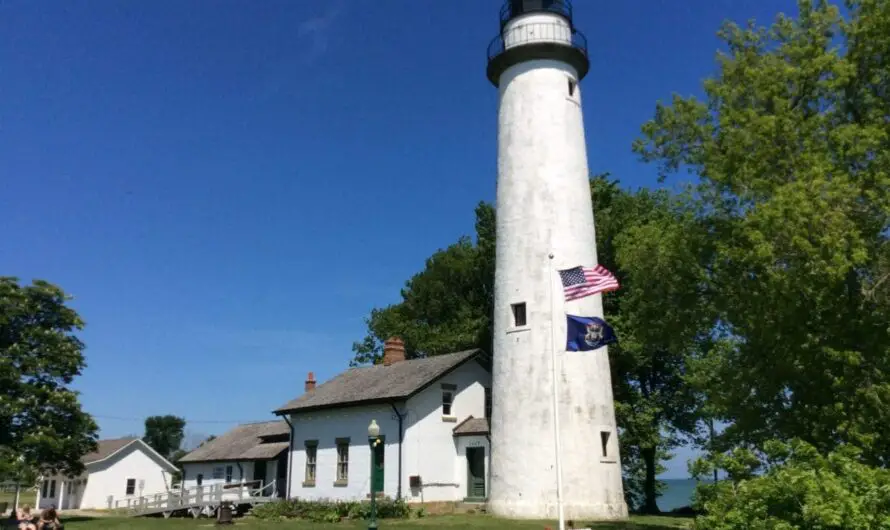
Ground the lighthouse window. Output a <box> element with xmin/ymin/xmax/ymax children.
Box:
<box><xmin>600</xmin><ymin>431</ymin><xmax>611</xmax><ymax>458</ymax></box>
<box><xmin>568</xmin><ymin>78</ymin><xmax>577</xmax><ymax>97</ymax></box>
<box><xmin>511</xmin><ymin>302</ymin><xmax>527</xmax><ymax>327</ymax></box>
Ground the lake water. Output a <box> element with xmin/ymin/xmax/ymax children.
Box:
<box><xmin>658</xmin><ymin>478</ymin><xmax>708</xmax><ymax>511</ymax></box>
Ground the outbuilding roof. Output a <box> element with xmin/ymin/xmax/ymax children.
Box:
<box><xmin>82</xmin><ymin>437</ymin><xmax>139</xmax><ymax>464</ymax></box>
<box><xmin>273</xmin><ymin>349</ymin><xmax>484</xmax><ymax>415</ymax></box>
<box><xmin>80</xmin><ymin>437</ymin><xmax>178</xmax><ymax>473</ymax></box>
<box><xmin>178</xmin><ymin>421</ymin><xmax>289</xmax><ymax>463</ymax></box>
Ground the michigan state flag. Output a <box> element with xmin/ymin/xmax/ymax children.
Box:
<box><xmin>566</xmin><ymin>315</ymin><xmax>617</xmax><ymax>351</ymax></box>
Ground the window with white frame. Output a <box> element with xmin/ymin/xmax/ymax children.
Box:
<box><xmin>305</xmin><ymin>440</ymin><xmax>318</xmax><ymax>485</ymax></box>
<box><xmin>335</xmin><ymin>438</ymin><xmax>349</xmax><ymax>484</ymax></box>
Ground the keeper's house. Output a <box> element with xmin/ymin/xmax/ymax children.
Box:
<box><xmin>273</xmin><ymin>337</ymin><xmax>492</xmax><ymax>503</ymax></box>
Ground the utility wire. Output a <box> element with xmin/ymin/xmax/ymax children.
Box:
<box><xmin>91</xmin><ymin>414</ymin><xmax>275</xmax><ymax>425</ymax></box>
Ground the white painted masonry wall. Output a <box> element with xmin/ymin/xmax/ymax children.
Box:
<box><xmin>288</xmin><ymin>403</ymin><xmax>400</xmax><ymax>501</ymax></box>
<box><xmin>39</xmin><ymin>442</ymin><xmax>174</xmax><ymax>510</ymax></box>
<box><xmin>402</xmin><ymin>359</ymin><xmax>491</xmax><ymax>503</ymax></box>
<box><xmin>182</xmin><ymin>461</ymin><xmax>252</xmax><ymax>490</ymax></box>
<box><xmin>488</xmin><ymin>10</ymin><xmax>628</xmax><ymax>522</ymax></box>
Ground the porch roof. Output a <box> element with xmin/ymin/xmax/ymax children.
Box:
<box><xmin>179</xmin><ymin>421</ymin><xmax>289</xmax><ymax>463</ymax></box>
<box><xmin>453</xmin><ymin>416</ymin><xmax>490</xmax><ymax>436</ymax></box>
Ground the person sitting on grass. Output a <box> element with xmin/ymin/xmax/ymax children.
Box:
<box><xmin>37</xmin><ymin>506</ymin><xmax>61</xmax><ymax>530</ymax></box>
<box><xmin>15</xmin><ymin>505</ymin><xmax>36</xmax><ymax>530</ymax></box>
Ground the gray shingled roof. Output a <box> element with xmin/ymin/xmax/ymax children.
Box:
<box><xmin>83</xmin><ymin>438</ymin><xmax>138</xmax><ymax>464</ymax></box>
<box><xmin>178</xmin><ymin>421</ymin><xmax>289</xmax><ymax>463</ymax></box>
<box><xmin>453</xmin><ymin>417</ymin><xmax>490</xmax><ymax>436</ymax></box>
<box><xmin>274</xmin><ymin>349</ymin><xmax>482</xmax><ymax>414</ymax></box>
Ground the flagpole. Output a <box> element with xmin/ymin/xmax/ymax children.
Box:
<box><xmin>548</xmin><ymin>252</ymin><xmax>566</xmax><ymax>530</ymax></box>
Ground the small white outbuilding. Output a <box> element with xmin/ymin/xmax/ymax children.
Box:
<box><xmin>37</xmin><ymin>437</ymin><xmax>177</xmax><ymax>511</ymax></box>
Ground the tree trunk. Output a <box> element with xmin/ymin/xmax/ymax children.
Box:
<box><xmin>641</xmin><ymin>447</ymin><xmax>661</xmax><ymax>514</ymax></box>
<box><xmin>710</xmin><ymin>418</ymin><xmax>718</xmax><ymax>483</ymax></box>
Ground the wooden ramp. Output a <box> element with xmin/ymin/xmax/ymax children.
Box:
<box><xmin>106</xmin><ymin>480</ymin><xmax>279</xmax><ymax>518</ymax></box>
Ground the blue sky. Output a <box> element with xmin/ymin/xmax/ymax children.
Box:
<box><xmin>1</xmin><ymin>0</ymin><xmax>798</xmax><ymax>478</ymax></box>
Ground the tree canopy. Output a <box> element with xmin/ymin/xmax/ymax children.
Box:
<box><xmin>596</xmin><ymin>180</ymin><xmax>716</xmax><ymax>512</ymax></box>
<box><xmin>143</xmin><ymin>415</ymin><xmax>186</xmax><ymax>460</ymax></box>
<box><xmin>350</xmin><ymin>201</ymin><xmax>495</xmax><ymax>366</ymax></box>
<box><xmin>0</xmin><ymin>277</ymin><xmax>98</xmax><ymax>480</ymax></box>
<box><xmin>634</xmin><ymin>0</ymin><xmax>890</xmax><ymax>466</ymax></box>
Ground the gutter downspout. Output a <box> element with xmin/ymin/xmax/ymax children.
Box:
<box><xmin>282</xmin><ymin>415</ymin><xmax>295</xmax><ymax>499</ymax></box>
<box><xmin>390</xmin><ymin>403</ymin><xmax>406</xmax><ymax>500</ymax></box>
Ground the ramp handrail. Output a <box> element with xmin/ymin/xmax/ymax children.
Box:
<box><xmin>106</xmin><ymin>479</ymin><xmax>277</xmax><ymax>516</ymax></box>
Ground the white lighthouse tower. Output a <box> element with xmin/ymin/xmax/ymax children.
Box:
<box><xmin>486</xmin><ymin>0</ymin><xmax>628</xmax><ymax>522</ymax></box>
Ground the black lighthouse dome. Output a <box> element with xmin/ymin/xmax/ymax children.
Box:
<box><xmin>499</xmin><ymin>0</ymin><xmax>574</xmax><ymax>28</ymax></box>
<box><xmin>486</xmin><ymin>0</ymin><xmax>589</xmax><ymax>86</ymax></box>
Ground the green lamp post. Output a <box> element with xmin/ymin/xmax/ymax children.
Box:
<box><xmin>368</xmin><ymin>419</ymin><xmax>381</xmax><ymax>530</ymax></box>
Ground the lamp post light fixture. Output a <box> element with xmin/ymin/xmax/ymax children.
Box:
<box><xmin>368</xmin><ymin>419</ymin><xmax>381</xmax><ymax>530</ymax></box>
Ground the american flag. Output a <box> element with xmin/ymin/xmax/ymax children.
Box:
<box><xmin>558</xmin><ymin>265</ymin><xmax>619</xmax><ymax>301</ymax></box>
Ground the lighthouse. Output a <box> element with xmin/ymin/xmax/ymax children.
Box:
<box><xmin>486</xmin><ymin>0</ymin><xmax>628</xmax><ymax>522</ymax></box>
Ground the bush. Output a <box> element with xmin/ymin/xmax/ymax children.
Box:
<box><xmin>690</xmin><ymin>440</ymin><xmax>890</xmax><ymax>530</ymax></box>
<box><xmin>251</xmin><ymin>497</ymin><xmax>411</xmax><ymax>522</ymax></box>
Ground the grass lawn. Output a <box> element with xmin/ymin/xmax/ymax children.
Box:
<box><xmin>0</xmin><ymin>489</ymin><xmax>37</xmax><ymax>508</ymax></box>
<box><xmin>58</xmin><ymin>514</ymin><xmax>691</xmax><ymax>530</ymax></box>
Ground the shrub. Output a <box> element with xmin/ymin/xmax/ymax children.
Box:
<box><xmin>690</xmin><ymin>440</ymin><xmax>890</xmax><ymax>530</ymax></box>
<box><xmin>251</xmin><ymin>497</ymin><xmax>411</xmax><ymax>522</ymax></box>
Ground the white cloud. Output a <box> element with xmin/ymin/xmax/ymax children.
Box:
<box><xmin>297</xmin><ymin>0</ymin><xmax>346</xmax><ymax>64</ymax></box>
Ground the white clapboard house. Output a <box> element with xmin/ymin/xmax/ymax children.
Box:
<box><xmin>37</xmin><ymin>437</ymin><xmax>178</xmax><ymax>511</ymax></box>
<box><xmin>177</xmin><ymin>420</ymin><xmax>290</xmax><ymax>498</ymax></box>
<box><xmin>273</xmin><ymin>337</ymin><xmax>493</xmax><ymax>503</ymax></box>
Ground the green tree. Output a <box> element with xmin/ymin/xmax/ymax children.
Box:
<box><xmin>0</xmin><ymin>277</ymin><xmax>99</xmax><ymax>480</ymax></box>
<box><xmin>350</xmin><ymin>201</ymin><xmax>495</xmax><ymax>365</ymax></box>
<box><xmin>690</xmin><ymin>440</ymin><xmax>890</xmax><ymax>529</ymax></box>
<box><xmin>634</xmin><ymin>0</ymin><xmax>890</xmax><ymax>464</ymax></box>
<box><xmin>594</xmin><ymin>178</ymin><xmax>715</xmax><ymax>513</ymax></box>
<box><xmin>143</xmin><ymin>415</ymin><xmax>186</xmax><ymax>459</ymax></box>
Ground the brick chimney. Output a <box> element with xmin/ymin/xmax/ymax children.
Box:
<box><xmin>304</xmin><ymin>372</ymin><xmax>316</xmax><ymax>393</ymax></box>
<box><xmin>383</xmin><ymin>337</ymin><xmax>406</xmax><ymax>366</ymax></box>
